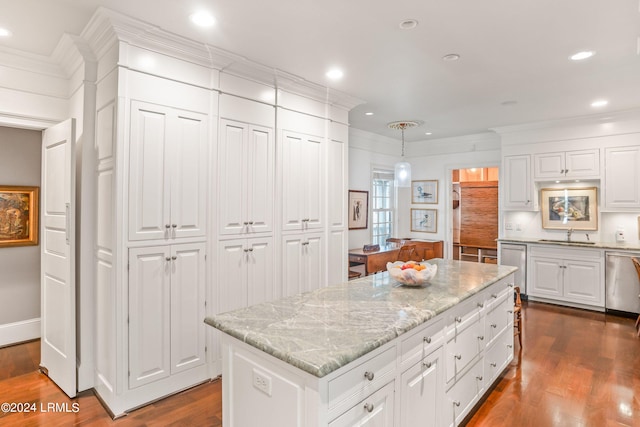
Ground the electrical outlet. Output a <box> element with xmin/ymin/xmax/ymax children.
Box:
<box><xmin>505</xmin><ymin>223</ymin><xmax>513</xmax><ymax>231</ymax></box>
<box><xmin>253</xmin><ymin>369</ymin><xmax>272</xmax><ymax>396</ymax></box>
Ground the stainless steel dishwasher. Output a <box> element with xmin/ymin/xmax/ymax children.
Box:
<box><xmin>605</xmin><ymin>251</ymin><xmax>640</xmax><ymax>315</ymax></box>
<box><xmin>499</xmin><ymin>243</ymin><xmax>527</xmax><ymax>295</ymax></box>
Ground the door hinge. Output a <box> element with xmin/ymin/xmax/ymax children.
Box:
<box><xmin>127</xmin><ymin>262</ymin><xmax>129</xmax><ymax>270</ymax></box>
<box><xmin>205</xmin><ymin>346</ymin><xmax>207</xmax><ymax>353</ymax></box>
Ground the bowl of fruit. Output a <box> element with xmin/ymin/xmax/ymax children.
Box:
<box><xmin>386</xmin><ymin>260</ymin><xmax>438</xmax><ymax>286</ymax></box>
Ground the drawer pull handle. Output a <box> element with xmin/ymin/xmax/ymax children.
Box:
<box><xmin>490</xmin><ymin>362</ymin><xmax>497</xmax><ymax>367</ymax></box>
<box><xmin>476</xmin><ymin>375</ymin><xmax>483</xmax><ymax>381</ymax></box>
<box><xmin>165</xmin><ymin>257</ymin><xmax>171</xmax><ymax>261</ymax></box>
<box><xmin>165</xmin><ymin>224</ymin><xmax>171</xmax><ymax>229</ymax></box>
<box><xmin>364</xmin><ymin>403</ymin><xmax>374</xmax><ymax>413</ymax></box>
<box><xmin>453</xmin><ymin>401</ymin><xmax>461</xmax><ymax>407</ymax></box>
<box><xmin>507</xmin><ymin>310</ymin><xmax>513</xmax><ymax>314</ymax></box>
<box><xmin>455</xmin><ymin>316</ymin><xmax>462</xmax><ymax>323</ymax></box>
<box><xmin>508</xmin><ymin>283</ymin><xmax>514</xmax><ymax>288</ymax></box>
<box><xmin>172</xmin><ymin>224</ymin><xmax>177</xmax><ymax>228</ymax></box>
<box><xmin>248</xmin><ymin>221</ymin><xmax>254</xmax><ymax>225</ymax></box>
<box><xmin>477</xmin><ymin>302</ymin><xmax>484</xmax><ymax>308</ymax></box>
<box><xmin>243</xmin><ymin>222</ymin><xmax>249</xmax><ymax>225</ymax></box>
<box><xmin>491</xmin><ymin>293</ymin><xmax>498</xmax><ymax>299</ymax></box>
<box><xmin>364</xmin><ymin>371</ymin><xmax>375</xmax><ymax>381</ymax></box>
<box><xmin>491</xmin><ymin>323</ymin><xmax>497</xmax><ymax>328</ymax></box>
<box><xmin>478</xmin><ymin>335</ymin><xmax>484</xmax><ymax>341</ymax></box>
<box><xmin>423</xmin><ymin>361</ymin><xmax>432</xmax><ymax>368</ymax></box>
<box><xmin>455</xmin><ymin>354</ymin><xmax>462</xmax><ymax>360</ymax></box>
<box><xmin>171</xmin><ymin>256</ymin><xmax>177</xmax><ymax>260</ymax></box>
<box><xmin>423</xmin><ymin>336</ymin><xmax>432</xmax><ymax>344</ymax></box>
<box><xmin>507</xmin><ymin>344</ymin><xmax>513</xmax><ymax>349</ymax></box>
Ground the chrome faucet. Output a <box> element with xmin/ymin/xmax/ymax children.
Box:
<box><xmin>567</xmin><ymin>228</ymin><xmax>574</xmax><ymax>241</ymax></box>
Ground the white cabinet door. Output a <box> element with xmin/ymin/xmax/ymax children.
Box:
<box><xmin>219</xmin><ymin>120</ymin><xmax>274</xmax><ymax>236</ymax></box>
<box><xmin>129</xmin><ymin>246</ymin><xmax>172</xmax><ymax>388</ymax></box>
<box><xmin>329</xmin><ymin>381</ymin><xmax>395</xmax><ymax>427</ymax></box>
<box><xmin>218</xmin><ymin>240</ymin><xmax>249</xmax><ymax>313</ymax></box>
<box><xmin>129</xmin><ymin>101</ymin><xmax>208</xmax><ymax>241</ymax></box>
<box><xmin>605</xmin><ymin>146</ymin><xmax>640</xmax><ymax>209</ymax></box>
<box><xmin>281</xmin><ymin>234</ymin><xmax>325</xmax><ymax>297</ymax></box>
<box><xmin>534</xmin><ymin>152</ymin><xmax>565</xmax><ymax>179</ymax></box>
<box><xmin>502</xmin><ymin>155</ymin><xmax>533</xmax><ymax>210</ymax></box>
<box><xmin>565</xmin><ymin>149</ymin><xmax>599</xmax><ymax>177</ymax></box>
<box><xmin>563</xmin><ymin>259</ymin><xmax>602</xmax><ymax>306</ymax></box>
<box><xmin>282</xmin><ymin>131</ymin><xmax>324</xmax><ymax>232</ymax></box>
<box><xmin>170</xmin><ymin>243</ymin><xmax>206</xmax><ymax>374</ymax></box>
<box><xmin>129</xmin><ymin>103</ymin><xmax>171</xmax><ymax>241</ymax></box>
<box><xmin>400</xmin><ymin>347</ymin><xmax>444</xmax><ymax>427</ymax></box>
<box><xmin>171</xmin><ymin>112</ymin><xmax>208</xmax><ymax>239</ymax></box>
<box><xmin>247</xmin><ymin>237</ymin><xmax>274</xmax><ymax>306</ymax></box>
<box><xmin>529</xmin><ymin>256</ymin><xmax>563</xmax><ymax>298</ymax></box>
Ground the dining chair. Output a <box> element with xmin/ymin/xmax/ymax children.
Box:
<box><xmin>397</xmin><ymin>245</ymin><xmax>420</xmax><ymax>262</ymax></box>
<box><xmin>514</xmin><ymin>286</ymin><xmax>523</xmax><ymax>347</ymax></box>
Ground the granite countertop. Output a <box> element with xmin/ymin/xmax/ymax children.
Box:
<box><xmin>205</xmin><ymin>259</ymin><xmax>517</xmax><ymax>378</ymax></box>
<box><xmin>498</xmin><ymin>237</ymin><xmax>640</xmax><ymax>251</ymax></box>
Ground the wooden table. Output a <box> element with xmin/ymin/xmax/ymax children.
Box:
<box><xmin>349</xmin><ymin>239</ymin><xmax>443</xmax><ymax>275</ymax></box>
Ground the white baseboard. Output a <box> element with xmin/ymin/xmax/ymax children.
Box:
<box><xmin>0</xmin><ymin>318</ymin><xmax>41</xmax><ymax>347</ymax></box>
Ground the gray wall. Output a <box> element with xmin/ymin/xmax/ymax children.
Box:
<box><xmin>0</xmin><ymin>126</ymin><xmax>41</xmax><ymax>325</ymax></box>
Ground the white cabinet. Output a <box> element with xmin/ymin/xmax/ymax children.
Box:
<box><xmin>281</xmin><ymin>131</ymin><xmax>324</xmax><ymax>232</ymax></box>
<box><xmin>502</xmin><ymin>155</ymin><xmax>534</xmax><ymax>210</ymax></box>
<box><xmin>281</xmin><ymin>233</ymin><xmax>324</xmax><ymax>297</ymax></box>
<box><xmin>533</xmin><ymin>149</ymin><xmax>600</xmax><ymax>180</ymax></box>
<box><xmin>604</xmin><ymin>145</ymin><xmax>640</xmax><ymax>210</ymax></box>
<box><xmin>330</xmin><ymin>381</ymin><xmax>395</xmax><ymax>427</ymax></box>
<box><xmin>217</xmin><ymin>237</ymin><xmax>274</xmax><ymax>313</ymax></box>
<box><xmin>218</xmin><ymin>119</ymin><xmax>274</xmax><ymax>236</ymax></box>
<box><xmin>399</xmin><ymin>346</ymin><xmax>444</xmax><ymax>427</ymax></box>
<box><xmin>128</xmin><ymin>243</ymin><xmax>206</xmax><ymax>389</ymax></box>
<box><xmin>529</xmin><ymin>245</ymin><xmax>604</xmax><ymax>308</ymax></box>
<box><xmin>128</xmin><ymin>101</ymin><xmax>208</xmax><ymax>241</ymax></box>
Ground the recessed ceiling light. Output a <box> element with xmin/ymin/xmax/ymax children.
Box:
<box><xmin>591</xmin><ymin>99</ymin><xmax>608</xmax><ymax>107</ymax></box>
<box><xmin>442</xmin><ymin>54</ymin><xmax>460</xmax><ymax>61</ymax></box>
<box><xmin>425</xmin><ymin>132</ymin><xmax>432</xmax><ymax>136</ymax></box>
<box><xmin>325</xmin><ymin>68</ymin><xmax>344</xmax><ymax>80</ymax></box>
<box><xmin>365</xmin><ymin>112</ymin><xmax>374</xmax><ymax>116</ymax></box>
<box><xmin>570</xmin><ymin>50</ymin><xmax>595</xmax><ymax>61</ymax></box>
<box><xmin>399</xmin><ymin>19</ymin><xmax>418</xmax><ymax>30</ymax></box>
<box><xmin>0</xmin><ymin>27</ymin><xmax>12</xmax><ymax>37</ymax></box>
<box><xmin>190</xmin><ymin>11</ymin><xmax>215</xmax><ymax>27</ymax></box>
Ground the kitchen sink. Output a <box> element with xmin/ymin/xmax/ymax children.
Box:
<box><xmin>538</xmin><ymin>239</ymin><xmax>596</xmax><ymax>245</ymax></box>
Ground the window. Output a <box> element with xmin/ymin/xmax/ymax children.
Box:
<box><xmin>371</xmin><ymin>169</ymin><xmax>395</xmax><ymax>246</ymax></box>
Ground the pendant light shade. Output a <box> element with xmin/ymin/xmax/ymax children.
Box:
<box><xmin>389</xmin><ymin>121</ymin><xmax>418</xmax><ymax>187</ymax></box>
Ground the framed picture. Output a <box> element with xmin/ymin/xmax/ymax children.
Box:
<box><xmin>348</xmin><ymin>190</ymin><xmax>368</xmax><ymax>230</ymax></box>
<box><xmin>540</xmin><ymin>187</ymin><xmax>598</xmax><ymax>230</ymax></box>
<box><xmin>412</xmin><ymin>180</ymin><xmax>438</xmax><ymax>204</ymax></box>
<box><xmin>411</xmin><ymin>208</ymin><xmax>437</xmax><ymax>233</ymax></box>
<box><xmin>0</xmin><ymin>186</ymin><xmax>39</xmax><ymax>248</ymax></box>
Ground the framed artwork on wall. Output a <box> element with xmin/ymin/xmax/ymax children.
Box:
<box><xmin>348</xmin><ymin>190</ymin><xmax>368</xmax><ymax>230</ymax></box>
<box><xmin>411</xmin><ymin>208</ymin><xmax>437</xmax><ymax>233</ymax></box>
<box><xmin>412</xmin><ymin>180</ymin><xmax>438</xmax><ymax>204</ymax></box>
<box><xmin>0</xmin><ymin>186</ymin><xmax>39</xmax><ymax>248</ymax></box>
<box><xmin>540</xmin><ymin>187</ymin><xmax>598</xmax><ymax>230</ymax></box>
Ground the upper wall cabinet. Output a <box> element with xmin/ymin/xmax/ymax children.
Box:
<box><xmin>128</xmin><ymin>101</ymin><xmax>208</xmax><ymax>242</ymax></box>
<box><xmin>502</xmin><ymin>155</ymin><xmax>535</xmax><ymax>210</ymax></box>
<box><xmin>281</xmin><ymin>131</ymin><xmax>324</xmax><ymax>232</ymax></box>
<box><xmin>604</xmin><ymin>146</ymin><xmax>640</xmax><ymax>210</ymax></box>
<box><xmin>218</xmin><ymin>119</ymin><xmax>274</xmax><ymax>236</ymax></box>
<box><xmin>533</xmin><ymin>149</ymin><xmax>600</xmax><ymax>180</ymax></box>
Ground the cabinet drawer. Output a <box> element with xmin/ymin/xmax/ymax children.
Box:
<box><xmin>485</xmin><ymin>290</ymin><xmax>512</xmax><ymax>345</ymax></box>
<box><xmin>328</xmin><ymin>346</ymin><xmax>396</xmax><ymax>411</ymax></box>
<box><xmin>349</xmin><ymin>255</ymin><xmax>366</xmax><ymax>264</ymax></box>
<box><xmin>329</xmin><ymin>381</ymin><xmax>395</xmax><ymax>427</ymax></box>
<box><xmin>400</xmin><ymin>318</ymin><xmax>444</xmax><ymax>367</ymax></box>
<box><xmin>484</xmin><ymin>330</ymin><xmax>513</xmax><ymax>384</ymax></box>
<box><xmin>447</xmin><ymin>356</ymin><xmax>485</xmax><ymax>425</ymax></box>
<box><xmin>445</xmin><ymin>317</ymin><xmax>484</xmax><ymax>383</ymax></box>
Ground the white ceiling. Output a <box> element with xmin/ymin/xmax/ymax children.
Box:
<box><xmin>2</xmin><ymin>0</ymin><xmax>639</xmax><ymax>141</ymax></box>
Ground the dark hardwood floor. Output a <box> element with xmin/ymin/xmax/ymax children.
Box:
<box><xmin>0</xmin><ymin>301</ymin><xmax>638</xmax><ymax>426</ymax></box>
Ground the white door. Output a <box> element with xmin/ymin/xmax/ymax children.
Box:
<box><xmin>40</xmin><ymin>118</ymin><xmax>77</xmax><ymax>398</ymax></box>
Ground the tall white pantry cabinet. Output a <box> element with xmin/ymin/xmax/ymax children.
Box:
<box><xmin>88</xmin><ymin>14</ymin><xmax>353</xmax><ymax>416</ymax></box>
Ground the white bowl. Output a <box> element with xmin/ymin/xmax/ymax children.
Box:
<box><xmin>386</xmin><ymin>261</ymin><xmax>438</xmax><ymax>286</ymax></box>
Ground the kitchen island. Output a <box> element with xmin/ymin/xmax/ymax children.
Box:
<box><xmin>205</xmin><ymin>259</ymin><xmax>517</xmax><ymax>426</ymax></box>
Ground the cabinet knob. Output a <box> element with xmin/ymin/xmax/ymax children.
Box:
<box><xmin>248</xmin><ymin>221</ymin><xmax>254</xmax><ymax>225</ymax></box>
<box><xmin>165</xmin><ymin>224</ymin><xmax>171</xmax><ymax>229</ymax></box>
<box><xmin>476</xmin><ymin>375</ymin><xmax>483</xmax><ymax>381</ymax></box>
<box><xmin>490</xmin><ymin>362</ymin><xmax>497</xmax><ymax>367</ymax></box>
<box><xmin>165</xmin><ymin>257</ymin><xmax>171</xmax><ymax>261</ymax></box>
<box><xmin>491</xmin><ymin>293</ymin><xmax>498</xmax><ymax>299</ymax></box>
<box><xmin>455</xmin><ymin>316</ymin><xmax>462</xmax><ymax>323</ymax></box>
<box><xmin>171</xmin><ymin>256</ymin><xmax>177</xmax><ymax>260</ymax></box>
<box><xmin>243</xmin><ymin>222</ymin><xmax>249</xmax><ymax>225</ymax></box>
<box><xmin>363</xmin><ymin>403</ymin><xmax>374</xmax><ymax>413</ymax></box>
<box><xmin>453</xmin><ymin>401</ymin><xmax>461</xmax><ymax>407</ymax></box>
<box><xmin>507</xmin><ymin>283</ymin><xmax>514</xmax><ymax>288</ymax></box>
<box><xmin>423</xmin><ymin>336</ymin><xmax>431</xmax><ymax>344</ymax></box>
<box><xmin>423</xmin><ymin>361</ymin><xmax>432</xmax><ymax>369</ymax></box>
<box><xmin>172</xmin><ymin>224</ymin><xmax>177</xmax><ymax>228</ymax></box>
<box><xmin>248</xmin><ymin>248</ymin><xmax>254</xmax><ymax>252</ymax></box>
<box><xmin>477</xmin><ymin>302</ymin><xmax>484</xmax><ymax>308</ymax></box>
<box><xmin>478</xmin><ymin>335</ymin><xmax>484</xmax><ymax>341</ymax></box>
<box><xmin>455</xmin><ymin>354</ymin><xmax>462</xmax><ymax>360</ymax></box>
<box><xmin>244</xmin><ymin>249</ymin><xmax>249</xmax><ymax>253</ymax></box>
<box><xmin>364</xmin><ymin>371</ymin><xmax>375</xmax><ymax>381</ymax></box>
<box><xmin>508</xmin><ymin>310</ymin><xmax>513</xmax><ymax>314</ymax></box>
<box><xmin>491</xmin><ymin>323</ymin><xmax>497</xmax><ymax>328</ymax></box>
<box><xmin>507</xmin><ymin>344</ymin><xmax>513</xmax><ymax>349</ymax></box>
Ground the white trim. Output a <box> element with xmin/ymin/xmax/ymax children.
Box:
<box><xmin>0</xmin><ymin>318</ymin><xmax>41</xmax><ymax>347</ymax></box>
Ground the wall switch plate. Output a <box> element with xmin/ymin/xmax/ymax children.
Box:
<box><xmin>505</xmin><ymin>223</ymin><xmax>513</xmax><ymax>231</ymax></box>
<box><xmin>253</xmin><ymin>369</ymin><xmax>272</xmax><ymax>396</ymax></box>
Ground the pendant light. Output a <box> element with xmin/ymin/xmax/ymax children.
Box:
<box><xmin>389</xmin><ymin>121</ymin><xmax>417</xmax><ymax>187</ymax></box>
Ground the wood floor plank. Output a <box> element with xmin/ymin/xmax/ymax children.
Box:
<box><xmin>0</xmin><ymin>301</ymin><xmax>638</xmax><ymax>426</ymax></box>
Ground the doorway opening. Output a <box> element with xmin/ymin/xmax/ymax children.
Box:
<box><xmin>451</xmin><ymin>167</ymin><xmax>499</xmax><ymax>263</ymax></box>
